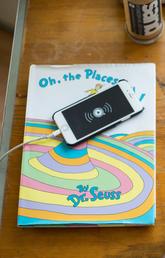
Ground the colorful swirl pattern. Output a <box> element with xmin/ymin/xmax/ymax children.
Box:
<box><xmin>18</xmin><ymin>119</ymin><xmax>155</xmax><ymax>225</ymax></box>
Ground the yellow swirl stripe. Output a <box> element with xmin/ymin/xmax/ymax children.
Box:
<box><xmin>49</xmin><ymin>149</ymin><xmax>89</xmax><ymax>165</ymax></box>
<box><xmin>138</xmin><ymin>144</ymin><xmax>154</xmax><ymax>149</ymax></box>
<box><xmin>24</xmin><ymin>136</ymin><xmax>61</xmax><ymax>147</ymax></box>
<box><xmin>89</xmin><ymin>139</ymin><xmax>153</xmax><ymax>175</ymax></box>
<box><xmin>20</xmin><ymin>150</ymin><xmax>143</xmax><ymax>207</ymax></box>
<box><xmin>29</xmin><ymin>158</ymin><xmax>98</xmax><ymax>180</ymax></box>
<box><xmin>25</xmin><ymin>126</ymin><xmax>53</xmax><ymax>134</ymax></box>
<box><xmin>88</xmin><ymin>149</ymin><xmax>144</xmax><ymax>202</ymax></box>
<box><xmin>121</xmin><ymin>131</ymin><xmax>154</xmax><ymax>141</ymax></box>
<box><xmin>18</xmin><ymin>188</ymin><xmax>154</xmax><ymax>221</ymax></box>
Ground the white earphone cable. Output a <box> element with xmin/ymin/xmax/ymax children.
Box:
<box><xmin>0</xmin><ymin>129</ymin><xmax>61</xmax><ymax>162</ymax></box>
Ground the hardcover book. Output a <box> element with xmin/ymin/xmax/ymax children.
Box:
<box><xmin>18</xmin><ymin>63</ymin><xmax>156</xmax><ymax>227</ymax></box>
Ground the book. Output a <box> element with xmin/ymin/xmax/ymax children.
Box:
<box><xmin>18</xmin><ymin>63</ymin><xmax>156</xmax><ymax>227</ymax></box>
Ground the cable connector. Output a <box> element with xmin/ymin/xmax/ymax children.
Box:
<box><xmin>47</xmin><ymin>129</ymin><xmax>61</xmax><ymax>138</ymax></box>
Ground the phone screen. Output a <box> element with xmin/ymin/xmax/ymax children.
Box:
<box><xmin>62</xmin><ymin>85</ymin><xmax>134</xmax><ymax>139</ymax></box>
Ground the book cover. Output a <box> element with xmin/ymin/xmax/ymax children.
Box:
<box><xmin>18</xmin><ymin>64</ymin><xmax>156</xmax><ymax>227</ymax></box>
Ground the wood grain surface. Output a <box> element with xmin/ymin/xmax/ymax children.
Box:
<box><xmin>0</xmin><ymin>28</ymin><xmax>13</xmax><ymax>133</ymax></box>
<box><xmin>0</xmin><ymin>0</ymin><xmax>165</xmax><ymax>257</ymax></box>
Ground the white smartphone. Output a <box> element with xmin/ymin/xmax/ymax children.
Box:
<box><xmin>53</xmin><ymin>80</ymin><xmax>144</xmax><ymax>145</ymax></box>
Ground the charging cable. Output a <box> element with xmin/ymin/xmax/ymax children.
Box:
<box><xmin>0</xmin><ymin>129</ymin><xmax>61</xmax><ymax>162</ymax></box>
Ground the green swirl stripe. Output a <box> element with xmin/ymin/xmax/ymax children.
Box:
<box><xmin>23</xmin><ymin>152</ymin><xmax>120</xmax><ymax>190</ymax></box>
<box><xmin>94</xmin><ymin>136</ymin><xmax>153</xmax><ymax>169</ymax></box>
<box><xmin>96</xmin><ymin>135</ymin><xmax>153</xmax><ymax>163</ymax></box>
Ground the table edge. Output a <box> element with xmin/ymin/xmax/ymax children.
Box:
<box><xmin>0</xmin><ymin>0</ymin><xmax>27</xmax><ymax>223</ymax></box>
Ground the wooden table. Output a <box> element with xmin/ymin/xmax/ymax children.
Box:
<box><xmin>0</xmin><ymin>0</ymin><xmax>165</xmax><ymax>257</ymax></box>
<box><xmin>0</xmin><ymin>28</ymin><xmax>13</xmax><ymax>126</ymax></box>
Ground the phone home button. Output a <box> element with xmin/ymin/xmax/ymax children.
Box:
<box><xmin>61</xmin><ymin>124</ymin><xmax>69</xmax><ymax>132</ymax></box>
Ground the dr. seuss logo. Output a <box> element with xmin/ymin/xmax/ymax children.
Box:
<box><xmin>67</xmin><ymin>185</ymin><xmax>121</xmax><ymax>208</ymax></box>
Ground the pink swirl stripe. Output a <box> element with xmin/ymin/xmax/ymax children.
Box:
<box><xmin>90</xmin><ymin>158</ymin><xmax>133</xmax><ymax>193</ymax></box>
